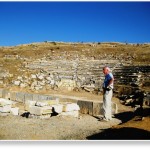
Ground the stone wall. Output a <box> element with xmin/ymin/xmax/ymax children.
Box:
<box><xmin>0</xmin><ymin>88</ymin><xmax>118</xmax><ymax>116</ymax></box>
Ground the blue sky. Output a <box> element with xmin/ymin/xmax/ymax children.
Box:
<box><xmin>0</xmin><ymin>1</ymin><xmax>150</xmax><ymax>46</ymax></box>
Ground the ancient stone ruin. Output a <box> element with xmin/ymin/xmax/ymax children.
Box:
<box><xmin>0</xmin><ymin>42</ymin><xmax>149</xmax><ymax>116</ymax></box>
<box><xmin>0</xmin><ymin>89</ymin><xmax>118</xmax><ymax>118</ymax></box>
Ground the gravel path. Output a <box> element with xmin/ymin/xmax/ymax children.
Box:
<box><xmin>0</xmin><ymin>113</ymin><xmax>121</xmax><ymax>140</ymax></box>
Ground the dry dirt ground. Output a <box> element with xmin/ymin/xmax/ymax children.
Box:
<box><xmin>0</xmin><ymin>90</ymin><xmax>150</xmax><ymax>140</ymax></box>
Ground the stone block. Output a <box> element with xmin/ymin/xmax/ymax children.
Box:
<box><xmin>10</xmin><ymin>107</ymin><xmax>19</xmax><ymax>115</ymax></box>
<box><xmin>60</xmin><ymin>98</ymin><xmax>77</xmax><ymax>103</ymax></box>
<box><xmin>0</xmin><ymin>98</ymin><xmax>13</xmax><ymax>106</ymax></box>
<box><xmin>63</xmin><ymin>103</ymin><xmax>80</xmax><ymax>112</ymax></box>
<box><xmin>58</xmin><ymin>79</ymin><xmax>76</xmax><ymax>91</ymax></box>
<box><xmin>59</xmin><ymin>110</ymin><xmax>79</xmax><ymax>118</ymax></box>
<box><xmin>93</xmin><ymin>101</ymin><xmax>118</xmax><ymax>116</ymax></box>
<box><xmin>29</xmin><ymin>114</ymin><xmax>51</xmax><ymax>119</ymax></box>
<box><xmin>10</xmin><ymin>91</ymin><xmax>17</xmax><ymax>101</ymax></box>
<box><xmin>14</xmin><ymin>80</ymin><xmax>20</xmax><ymax>86</ymax></box>
<box><xmin>0</xmin><ymin>112</ymin><xmax>10</xmax><ymax>116</ymax></box>
<box><xmin>25</xmin><ymin>100</ymin><xmax>36</xmax><ymax>111</ymax></box>
<box><xmin>24</xmin><ymin>93</ymin><xmax>33</xmax><ymax>101</ymax></box>
<box><xmin>46</xmin><ymin>99</ymin><xmax>59</xmax><ymax>105</ymax></box>
<box><xmin>0</xmin><ymin>89</ymin><xmax>3</xmax><ymax>98</ymax></box>
<box><xmin>2</xmin><ymin>89</ymin><xmax>10</xmax><ymax>99</ymax></box>
<box><xmin>77</xmin><ymin>100</ymin><xmax>93</xmax><ymax>115</ymax></box>
<box><xmin>0</xmin><ymin>105</ymin><xmax>11</xmax><ymax>113</ymax></box>
<box><xmin>35</xmin><ymin>101</ymin><xmax>48</xmax><ymax>107</ymax></box>
<box><xmin>52</xmin><ymin>104</ymin><xmax>63</xmax><ymax>113</ymax></box>
<box><xmin>29</xmin><ymin>106</ymin><xmax>52</xmax><ymax>115</ymax></box>
<box><xmin>46</xmin><ymin>95</ymin><xmax>56</xmax><ymax>100</ymax></box>
<box><xmin>32</xmin><ymin>94</ymin><xmax>39</xmax><ymax>101</ymax></box>
<box><xmin>16</xmin><ymin>92</ymin><xmax>25</xmax><ymax>103</ymax></box>
<box><xmin>67</xmin><ymin>87</ymin><xmax>74</xmax><ymax>91</ymax></box>
<box><xmin>38</xmin><ymin>95</ymin><xmax>50</xmax><ymax>101</ymax></box>
<box><xmin>93</xmin><ymin>102</ymin><xmax>103</xmax><ymax>116</ymax></box>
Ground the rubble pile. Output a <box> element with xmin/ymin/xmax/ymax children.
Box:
<box><xmin>0</xmin><ymin>98</ymin><xmax>19</xmax><ymax>116</ymax></box>
<box><xmin>0</xmin><ymin>97</ymin><xmax>80</xmax><ymax>119</ymax></box>
<box><xmin>25</xmin><ymin>100</ymin><xmax>80</xmax><ymax>119</ymax></box>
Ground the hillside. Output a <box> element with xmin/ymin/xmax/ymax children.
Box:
<box><xmin>0</xmin><ymin>41</ymin><xmax>150</xmax><ymax>140</ymax></box>
<box><xmin>0</xmin><ymin>42</ymin><xmax>150</xmax><ymax>93</ymax></box>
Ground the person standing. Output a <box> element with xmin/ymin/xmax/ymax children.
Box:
<box><xmin>101</xmin><ymin>66</ymin><xmax>114</xmax><ymax>121</ymax></box>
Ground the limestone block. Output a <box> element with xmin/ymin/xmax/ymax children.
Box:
<box><xmin>93</xmin><ymin>102</ymin><xmax>103</xmax><ymax>116</ymax></box>
<box><xmin>0</xmin><ymin>89</ymin><xmax>3</xmax><ymax>98</ymax></box>
<box><xmin>29</xmin><ymin>114</ymin><xmax>51</xmax><ymax>119</ymax></box>
<box><xmin>52</xmin><ymin>104</ymin><xmax>63</xmax><ymax>113</ymax></box>
<box><xmin>0</xmin><ymin>98</ymin><xmax>13</xmax><ymax>106</ymax></box>
<box><xmin>45</xmin><ymin>100</ymin><xmax>59</xmax><ymax>105</ymax></box>
<box><xmin>31</xmin><ymin>74</ymin><xmax>36</xmax><ymax>79</ymax></box>
<box><xmin>31</xmin><ymin>81</ymin><xmax>38</xmax><ymax>87</ymax></box>
<box><xmin>59</xmin><ymin>110</ymin><xmax>79</xmax><ymax>118</ymax></box>
<box><xmin>2</xmin><ymin>89</ymin><xmax>10</xmax><ymax>99</ymax></box>
<box><xmin>60</xmin><ymin>98</ymin><xmax>77</xmax><ymax>103</ymax></box>
<box><xmin>10</xmin><ymin>91</ymin><xmax>17</xmax><ymax>101</ymax></box>
<box><xmin>58</xmin><ymin>79</ymin><xmax>76</xmax><ymax>89</ymax></box>
<box><xmin>47</xmin><ymin>95</ymin><xmax>57</xmax><ymax>100</ymax></box>
<box><xmin>20</xmin><ymin>83</ymin><xmax>27</xmax><ymax>88</ymax></box>
<box><xmin>35</xmin><ymin>101</ymin><xmax>48</xmax><ymax>107</ymax></box>
<box><xmin>46</xmin><ymin>76</ymin><xmax>51</xmax><ymax>81</ymax></box>
<box><xmin>14</xmin><ymin>80</ymin><xmax>21</xmax><ymax>86</ymax></box>
<box><xmin>10</xmin><ymin>107</ymin><xmax>19</xmax><ymax>115</ymax></box>
<box><xmin>17</xmin><ymin>76</ymin><xmax>22</xmax><ymax>80</ymax></box>
<box><xmin>63</xmin><ymin>103</ymin><xmax>80</xmax><ymax>112</ymax></box>
<box><xmin>32</xmin><ymin>94</ymin><xmax>39</xmax><ymax>101</ymax></box>
<box><xmin>35</xmin><ymin>86</ymin><xmax>43</xmax><ymax>90</ymax></box>
<box><xmin>29</xmin><ymin>106</ymin><xmax>52</xmax><ymax>115</ymax></box>
<box><xmin>0</xmin><ymin>105</ymin><xmax>11</xmax><ymax>113</ymax></box>
<box><xmin>16</xmin><ymin>92</ymin><xmax>25</xmax><ymax>103</ymax></box>
<box><xmin>77</xmin><ymin>100</ymin><xmax>93</xmax><ymax>115</ymax></box>
<box><xmin>38</xmin><ymin>81</ymin><xmax>46</xmax><ymax>86</ymax></box>
<box><xmin>25</xmin><ymin>100</ymin><xmax>36</xmax><ymax>111</ymax></box>
<box><xmin>0</xmin><ymin>112</ymin><xmax>10</xmax><ymax>116</ymax></box>
<box><xmin>38</xmin><ymin>95</ymin><xmax>50</xmax><ymax>101</ymax></box>
<box><xmin>50</xmin><ymin>80</ymin><xmax>55</xmax><ymax>85</ymax></box>
<box><xmin>67</xmin><ymin>87</ymin><xmax>74</xmax><ymax>91</ymax></box>
<box><xmin>37</xmin><ymin>75</ymin><xmax>44</xmax><ymax>80</ymax></box>
<box><xmin>93</xmin><ymin>101</ymin><xmax>118</xmax><ymax>116</ymax></box>
<box><xmin>24</xmin><ymin>93</ymin><xmax>33</xmax><ymax>101</ymax></box>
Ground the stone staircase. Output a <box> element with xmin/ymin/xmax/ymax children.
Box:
<box><xmin>113</xmin><ymin>65</ymin><xmax>150</xmax><ymax>88</ymax></box>
<box><xmin>26</xmin><ymin>59</ymin><xmax>119</xmax><ymax>91</ymax></box>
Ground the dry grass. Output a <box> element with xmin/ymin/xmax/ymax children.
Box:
<box><xmin>0</xmin><ymin>42</ymin><xmax>149</xmax><ymax>79</ymax></box>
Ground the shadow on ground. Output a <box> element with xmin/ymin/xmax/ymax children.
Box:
<box><xmin>93</xmin><ymin>111</ymin><xmax>134</xmax><ymax>123</ymax></box>
<box><xmin>114</xmin><ymin>111</ymin><xmax>135</xmax><ymax>124</ymax></box>
<box><xmin>87</xmin><ymin>108</ymin><xmax>150</xmax><ymax>140</ymax></box>
<box><xmin>114</xmin><ymin>107</ymin><xmax>150</xmax><ymax>124</ymax></box>
<box><xmin>86</xmin><ymin>127</ymin><xmax>150</xmax><ymax>140</ymax></box>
